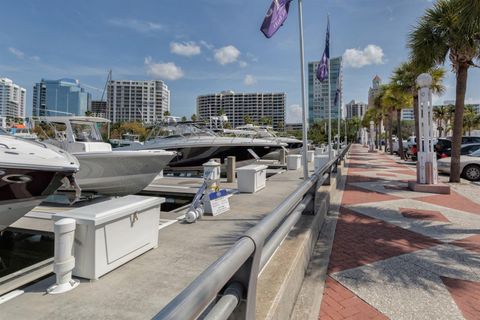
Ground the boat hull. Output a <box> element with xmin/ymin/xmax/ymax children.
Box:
<box><xmin>162</xmin><ymin>145</ymin><xmax>282</xmax><ymax>169</ymax></box>
<box><xmin>73</xmin><ymin>150</ymin><xmax>175</xmax><ymax>196</ymax></box>
<box><xmin>0</xmin><ymin>168</ymin><xmax>72</xmax><ymax>231</ymax></box>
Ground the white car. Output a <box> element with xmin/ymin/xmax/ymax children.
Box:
<box><xmin>437</xmin><ymin>148</ymin><xmax>480</xmax><ymax>181</ymax></box>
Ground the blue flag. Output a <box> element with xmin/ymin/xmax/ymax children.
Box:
<box><xmin>316</xmin><ymin>18</ymin><xmax>330</xmax><ymax>82</ymax></box>
<box><xmin>261</xmin><ymin>0</ymin><xmax>293</xmax><ymax>38</ymax></box>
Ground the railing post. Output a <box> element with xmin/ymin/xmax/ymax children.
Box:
<box><xmin>228</xmin><ymin>235</ymin><xmax>264</xmax><ymax>319</ymax></box>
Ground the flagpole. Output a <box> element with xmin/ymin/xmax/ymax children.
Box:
<box><xmin>298</xmin><ymin>0</ymin><xmax>309</xmax><ymax>179</ymax></box>
<box><xmin>328</xmin><ymin>60</ymin><xmax>332</xmax><ymax>160</ymax></box>
<box><xmin>337</xmin><ymin>72</ymin><xmax>341</xmax><ymax>153</ymax></box>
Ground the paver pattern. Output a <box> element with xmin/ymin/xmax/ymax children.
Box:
<box><xmin>319</xmin><ymin>145</ymin><xmax>480</xmax><ymax>320</ymax></box>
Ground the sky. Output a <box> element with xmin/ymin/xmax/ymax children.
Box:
<box><xmin>1</xmin><ymin>0</ymin><xmax>479</xmax><ymax>123</ymax></box>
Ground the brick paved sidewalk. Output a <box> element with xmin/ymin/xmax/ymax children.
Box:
<box><xmin>318</xmin><ymin>145</ymin><xmax>480</xmax><ymax>320</ymax></box>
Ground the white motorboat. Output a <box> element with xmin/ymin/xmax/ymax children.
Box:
<box><xmin>0</xmin><ymin>128</ymin><xmax>79</xmax><ymax>231</ymax></box>
<box><xmin>119</xmin><ymin>121</ymin><xmax>287</xmax><ymax>170</ymax></box>
<box><xmin>36</xmin><ymin>117</ymin><xmax>176</xmax><ymax>196</ymax></box>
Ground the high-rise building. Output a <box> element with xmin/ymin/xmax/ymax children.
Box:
<box><xmin>33</xmin><ymin>78</ymin><xmax>91</xmax><ymax>116</ymax></box>
<box><xmin>401</xmin><ymin>108</ymin><xmax>415</xmax><ymax>121</ymax></box>
<box><xmin>107</xmin><ymin>80</ymin><xmax>170</xmax><ymax>123</ymax></box>
<box><xmin>368</xmin><ymin>75</ymin><xmax>382</xmax><ymax>109</ymax></box>
<box><xmin>308</xmin><ymin>57</ymin><xmax>342</xmax><ymax>124</ymax></box>
<box><xmin>197</xmin><ymin>91</ymin><xmax>285</xmax><ymax>129</ymax></box>
<box><xmin>0</xmin><ymin>77</ymin><xmax>26</xmax><ymax>119</ymax></box>
<box><xmin>91</xmin><ymin>100</ymin><xmax>108</xmax><ymax>118</ymax></box>
<box><xmin>346</xmin><ymin>100</ymin><xmax>367</xmax><ymax>120</ymax></box>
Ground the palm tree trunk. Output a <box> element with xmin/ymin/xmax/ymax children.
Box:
<box><xmin>450</xmin><ymin>64</ymin><xmax>469</xmax><ymax>183</ymax></box>
<box><xmin>388</xmin><ymin>112</ymin><xmax>394</xmax><ymax>155</ymax></box>
<box><xmin>397</xmin><ymin>109</ymin><xmax>405</xmax><ymax>160</ymax></box>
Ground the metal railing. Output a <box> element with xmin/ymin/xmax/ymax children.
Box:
<box><xmin>154</xmin><ymin>144</ymin><xmax>350</xmax><ymax>320</ymax></box>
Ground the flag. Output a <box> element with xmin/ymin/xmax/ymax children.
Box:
<box><xmin>260</xmin><ymin>0</ymin><xmax>293</xmax><ymax>38</ymax></box>
<box><xmin>316</xmin><ymin>18</ymin><xmax>330</xmax><ymax>82</ymax></box>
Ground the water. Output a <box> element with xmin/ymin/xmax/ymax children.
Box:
<box><xmin>0</xmin><ymin>231</ymin><xmax>53</xmax><ymax>279</ymax></box>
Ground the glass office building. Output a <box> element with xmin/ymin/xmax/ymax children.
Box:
<box><xmin>33</xmin><ymin>78</ymin><xmax>91</xmax><ymax>116</ymax></box>
<box><xmin>308</xmin><ymin>57</ymin><xmax>342</xmax><ymax>124</ymax></box>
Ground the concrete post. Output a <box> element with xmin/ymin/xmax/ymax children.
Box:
<box><xmin>47</xmin><ymin>218</ymin><xmax>79</xmax><ymax>294</ymax></box>
<box><xmin>279</xmin><ymin>148</ymin><xmax>286</xmax><ymax>165</ymax></box>
<box><xmin>416</xmin><ymin>73</ymin><xmax>438</xmax><ymax>185</ymax></box>
<box><xmin>226</xmin><ymin>156</ymin><xmax>236</xmax><ymax>183</ymax></box>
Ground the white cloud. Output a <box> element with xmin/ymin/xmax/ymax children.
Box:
<box><xmin>343</xmin><ymin>45</ymin><xmax>385</xmax><ymax>68</ymax></box>
<box><xmin>199</xmin><ymin>40</ymin><xmax>214</xmax><ymax>50</ymax></box>
<box><xmin>8</xmin><ymin>47</ymin><xmax>25</xmax><ymax>59</ymax></box>
<box><xmin>108</xmin><ymin>18</ymin><xmax>163</xmax><ymax>33</ymax></box>
<box><xmin>286</xmin><ymin>104</ymin><xmax>302</xmax><ymax>123</ymax></box>
<box><xmin>239</xmin><ymin>61</ymin><xmax>248</xmax><ymax>68</ymax></box>
<box><xmin>244</xmin><ymin>74</ymin><xmax>257</xmax><ymax>86</ymax></box>
<box><xmin>144</xmin><ymin>56</ymin><xmax>184</xmax><ymax>80</ymax></box>
<box><xmin>214</xmin><ymin>45</ymin><xmax>240</xmax><ymax>65</ymax></box>
<box><xmin>8</xmin><ymin>47</ymin><xmax>40</xmax><ymax>61</ymax></box>
<box><xmin>170</xmin><ymin>41</ymin><xmax>201</xmax><ymax>57</ymax></box>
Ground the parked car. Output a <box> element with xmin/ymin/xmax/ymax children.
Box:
<box><xmin>435</xmin><ymin>136</ymin><xmax>480</xmax><ymax>159</ymax></box>
<box><xmin>437</xmin><ymin>148</ymin><xmax>480</xmax><ymax>181</ymax></box>
<box><xmin>437</xmin><ymin>143</ymin><xmax>480</xmax><ymax>158</ymax></box>
<box><xmin>392</xmin><ymin>139</ymin><xmax>408</xmax><ymax>155</ymax></box>
<box><xmin>406</xmin><ymin>136</ymin><xmax>438</xmax><ymax>161</ymax></box>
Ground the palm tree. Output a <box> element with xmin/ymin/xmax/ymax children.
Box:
<box><xmin>382</xmin><ymin>84</ymin><xmax>412</xmax><ymax>159</ymax></box>
<box><xmin>408</xmin><ymin>0</ymin><xmax>480</xmax><ymax>182</ymax></box>
<box><xmin>463</xmin><ymin>105</ymin><xmax>479</xmax><ymax>135</ymax></box>
<box><xmin>391</xmin><ymin>62</ymin><xmax>445</xmax><ymax>143</ymax></box>
<box><xmin>372</xmin><ymin>86</ymin><xmax>388</xmax><ymax>151</ymax></box>
<box><xmin>433</xmin><ymin>105</ymin><xmax>449</xmax><ymax>137</ymax></box>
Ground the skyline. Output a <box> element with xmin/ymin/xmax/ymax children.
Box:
<box><xmin>1</xmin><ymin>0</ymin><xmax>479</xmax><ymax>123</ymax></box>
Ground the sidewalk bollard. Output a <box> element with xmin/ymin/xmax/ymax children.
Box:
<box><xmin>47</xmin><ymin>218</ymin><xmax>79</xmax><ymax>294</ymax></box>
<box><xmin>226</xmin><ymin>156</ymin><xmax>236</xmax><ymax>183</ymax></box>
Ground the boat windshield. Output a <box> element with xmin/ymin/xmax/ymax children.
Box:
<box><xmin>153</xmin><ymin>123</ymin><xmax>216</xmax><ymax>139</ymax></box>
<box><xmin>70</xmin><ymin>120</ymin><xmax>104</xmax><ymax>142</ymax></box>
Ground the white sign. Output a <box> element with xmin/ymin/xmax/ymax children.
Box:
<box><xmin>209</xmin><ymin>196</ymin><xmax>230</xmax><ymax>216</ymax></box>
<box><xmin>204</xmin><ymin>189</ymin><xmax>230</xmax><ymax>216</ymax></box>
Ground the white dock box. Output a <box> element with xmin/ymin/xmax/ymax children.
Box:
<box><xmin>237</xmin><ymin>164</ymin><xmax>268</xmax><ymax>193</ymax></box>
<box><xmin>314</xmin><ymin>155</ymin><xmax>330</xmax><ymax>172</ymax></box>
<box><xmin>287</xmin><ymin>154</ymin><xmax>302</xmax><ymax>170</ymax></box>
<box><xmin>53</xmin><ymin>195</ymin><xmax>164</xmax><ymax>280</ymax></box>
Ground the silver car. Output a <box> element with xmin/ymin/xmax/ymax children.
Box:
<box><xmin>437</xmin><ymin>148</ymin><xmax>480</xmax><ymax>181</ymax></box>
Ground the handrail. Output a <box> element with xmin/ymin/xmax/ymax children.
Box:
<box><xmin>154</xmin><ymin>144</ymin><xmax>350</xmax><ymax>320</ymax></box>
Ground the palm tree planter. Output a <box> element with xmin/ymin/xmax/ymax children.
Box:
<box><xmin>409</xmin><ymin>0</ymin><xmax>479</xmax><ymax>183</ymax></box>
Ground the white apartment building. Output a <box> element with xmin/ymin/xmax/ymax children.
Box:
<box><xmin>197</xmin><ymin>91</ymin><xmax>286</xmax><ymax>129</ymax></box>
<box><xmin>346</xmin><ymin>100</ymin><xmax>367</xmax><ymax>120</ymax></box>
<box><xmin>107</xmin><ymin>80</ymin><xmax>170</xmax><ymax>123</ymax></box>
<box><xmin>0</xmin><ymin>77</ymin><xmax>26</xmax><ymax>119</ymax></box>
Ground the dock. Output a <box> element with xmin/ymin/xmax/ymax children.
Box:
<box><xmin>0</xmin><ymin>160</ymin><xmax>345</xmax><ymax>319</ymax></box>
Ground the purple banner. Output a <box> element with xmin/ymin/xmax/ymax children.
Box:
<box><xmin>261</xmin><ymin>0</ymin><xmax>292</xmax><ymax>38</ymax></box>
